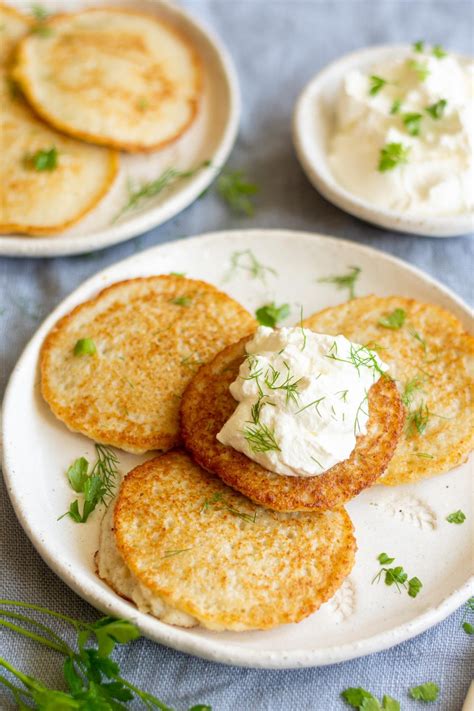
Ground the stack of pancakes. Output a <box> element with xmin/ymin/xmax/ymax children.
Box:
<box><xmin>40</xmin><ymin>276</ymin><xmax>474</xmax><ymax>631</ymax></box>
<box><xmin>0</xmin><ymin>3</ymin><xmax>201</xmax><ymax>235</ymax></box>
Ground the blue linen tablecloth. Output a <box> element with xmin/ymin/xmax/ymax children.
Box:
<box><xmin>1</xmin><ymin>1</ymin><xmax>473</xmax><ymax>709</ymax></box>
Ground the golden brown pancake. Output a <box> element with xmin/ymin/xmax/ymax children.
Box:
<box><xmin>0</xmin><ymin>2</ymin><xmax>31</xmax><ymax>67</ymax></box>
<box><xmin>41</xmin><ymin>276</ymin><xmax>256</xmax><ymax>453</ymax></box>
<box><xmin>97</xmin><ymin>450</ymin><xmax>356</xmax><ymax>631</ymax></box>
<box><xmin>14</xmin><ymin>8</ymin><xmax>202</xmax><ymax>152</ymax></box>
<box><xmin>303</xmin><ymin>295</ymin><xmax>474</xmax><ymax>485</ymax></box>
<box><xmin>180</xmin><ymin>336</ymin><xmax>404</xmax><ymax>511</ymax></box>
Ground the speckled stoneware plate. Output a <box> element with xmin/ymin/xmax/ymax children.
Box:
<box><xmin>0</xmin><ymin>0</ymin><xmax>240</xmax><ymax>258</ymax></box>
<box><xmin>2</xmin><ymin>230</ymin><xmax>473</xmax><ymax>669</ymax></box>
<box><xmin>293</xmin><ymin>45</ymin><xmax>474</xmax><ymax>238</ymax></box>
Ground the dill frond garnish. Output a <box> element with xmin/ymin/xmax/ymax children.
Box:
<box><xmin>354</xmin><ymin>391</ymin><xmax>369</xmax><ymax>435</ymax></box>
<box><xmin>326</xmin><ymin>343</ymin><xmax>386</xmax><ymax>378</ymax></box>
<box><xmin>114</xmin><ymin>160</ymin><xmax>210</xmax><ymax>222</ymax></box>
<box><xmin>337</xmin><ymin>389</ymin><xmax>349</xmax><ymax>402</ymax></box>
<box><xmin>405</xmin><ymin>401</ymin><xmax>431</xmax><ymax>437</ymax></box>
<box><xmin>408</xmin><ymin>328</ymin><xmax>428</xmax><ymax>354</ymax></box>
<box><xmin>401</xmin><ymin>376</ymin><xmax>424</xmax><ymax>408</ymax></box>
<box><xmin>226</xmin><ymin>249</ymin><xmax>277</xmax><ymax>283</ymax></box>
<box><xmin>296</xmin><ymin>396</ymin><xmax>325</xmax><ymax>416</ymax></box>
<box><xmin>60</xmin><ymin>445</ymin><xmax>119</xmax><ymax>524</ymax></box>
<box><xmin>216</xmin><ymin>170</ymin><xmax>259</xmax><ymax>215</ymax></box>
<box><xmin>201</xmin><ymin>492</ymin><xmax>257</xmax><ymax>523</ymax></box>
<box><xmin>243</xmin><ymin>422</ymin><xmax>280</xmax><ymax>454</ymax></box>
<box><xmin>263</xmin><ymin>362</ymin><xmax>302</xmax><ymax>406</ymax></box>
<box><xmin>310</xmin><ymin>456</ymin><xmax>324</xmax><ymax>469</ymax></box>
<box><xmin>318</xmin><ymin>266</ymin><xmax>361</xmax><ymax>300</ymax></box>
<box><xmin>181</xmin><ymin>353</ymin><xmax>204</xmax><ymax>370</ymax></box>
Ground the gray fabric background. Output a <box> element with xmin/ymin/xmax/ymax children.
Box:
<box><xmin>1</xmin><ymin>1</ymin><xmax>473</xmax><ymax>709</ymax></box>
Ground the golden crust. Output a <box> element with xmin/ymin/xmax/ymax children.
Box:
<box><xmin>113</xmin><ymin>450</ymin><xmax>356</xmax><ymax>631</ymax></box>
<box><xmin>14</xmin><ymin>8</ymin><xmax>202</xmax><ymax>153</ymax></box>
<box><xmin>40</xmin><ymin>276</ymin><xmax>256</xmax><ymax>453</ymax></box>
<box><xmin>180</xmin><ymin>336</ymin><xmax>405</xmax><ymax>512</ymax></box>
<box><xmin>303</xmin><ymin>295</ymin><xmax>474</xmax><ymax>486</ymax></box>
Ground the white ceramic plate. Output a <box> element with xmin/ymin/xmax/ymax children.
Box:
<box><xmin>2</xmin><ymin>229</ymin><xmax>473</xmax><ymax>669</ymax></box>
<box><xmin>0</xmin><ymin>0</ymin><xmax>240</xmax><ymax>258</ymax></box>
<box><xmin>293</xmin><ymin>45</ymin><xmax>474</xmax><ymax>238</ymax></box>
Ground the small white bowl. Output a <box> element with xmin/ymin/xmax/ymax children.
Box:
<box><xmin>292</xmin><ymin>44</ymin><xmax>474</xmax><ymax>238</ymax></box>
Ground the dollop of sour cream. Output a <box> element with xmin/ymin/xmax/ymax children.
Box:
<box><xmin>329</xmin><ymin>44</ymin><xmax>474</xmax><ymax>216</ymax></box>
<box><xmin>217</xmin><ymin>326</ymin><xmax>389</xmax><ymax>477</ymax></box>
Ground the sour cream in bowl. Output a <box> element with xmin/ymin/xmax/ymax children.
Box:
<box><xmin>293</xmin><ymin>43</ymin><xmax>474</xmax><ymax>237</ymax></box>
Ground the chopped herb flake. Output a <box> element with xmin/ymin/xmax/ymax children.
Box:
<box><xmin>226</xmin><ymin>249</ymin><xmax>277</xmax><ymax>283</ymax></box>
<box><xmin>413</xmin><ymin>40</ymin><xmax>425</xmax><ymax>53</ymax></box>
<box><xmin>369</xmin><ymin>75</ymin><xmax>388</xmax><ymax>96</ymax></box>
<box><xmin>390</xmin><ymin>99</ymin><xmax>402</xmax><ymax>115</ymax></box>
<box><xmin>169</xmin><ymin>296</ymin><xmax>192</xmax><ymax>307</ymax></box>
<box><xmin>378</xmin><ymin>308</ymin><xmax>406</xmax><ymax>329</ymax></box>
<box><xmin>24</xmin><ymin>147</ymin><xmax>58</xmax><ymax>172</ymax></box>
<box><xmin>73</xmin><ymin>338</ymin><xmax>96</xmax><ymax>356</ymax></box>
<box><xmin>378</xmin><ymin>142</ymin><xmax>410</xmax><ymax>172</ymax></box>
<box><xmin>408</xmin><ymin>59</ymin><xmax>430</xmax><ymax>81</ymax></box>
<box><xmin>217</xmin><ymin>170</ymin><xmax>259</xmax><ymax>216</ymax></box>
<box><xmin>403</xmin><ymin>112</ymin><xmax>423</xmax><ymax>136</ymax></box>
<box><xmin>425</xmin><ymin>98</ymin><xmax>447</xmax><ymax>119</ymax></box>
<box><xmin>378</xmin><ymin>552</ymin><xmax>395</xmax><ymax>565</ymax></box>
<box><xmin>409</xmin><ymin>682</ymin><xmax>439</xmax><ymax>701</ymax></box>
<box><xmin>432</xmin><ymin>44</ymin><xmax>447</xmax><ymax>59</ymax></box>
<box><xmin>446</xmin><ymin>510</ymin><xmax>466</xmax><ymax>524</ymax></box>
<box><xmin>318</xmin><ymin>266</ymin><xmax>361</xmax><ymax>300</ymax></box>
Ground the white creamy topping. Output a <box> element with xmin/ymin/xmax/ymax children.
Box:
<box><xmin>329</xmin><ymin>46</ymin><xmax>474</xmax><ymax>216</ymax></box>
<box><xmin>217</xmin><ymin>326</ymin><xmax>389</xmax><ymax>477</ymax></box>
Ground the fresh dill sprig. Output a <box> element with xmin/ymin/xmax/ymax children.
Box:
<box><xmin>354</xmin><ymin>392</ymin><xmax>369</xmax><ymax>435</ymax></box>
<box><xmin>310</xmin><ymin>456</ymin><xmax>324</xmax><ymax>469</ymax></box>
<box><xmin>318</xmin><ymin>266</ymin><xmax>361</xmax><ymax>300</ymax></box>
<box><xmin>201</xmin><ymin>492</ymin><xmax>257</xmax><ymax>524</ymax></box>
<box><xmin>326</xmin><ymin>342</ymin><xmax>386</xmax><ymax>378</ymax></box>
<box><xmin>226</xmin><ymin>249</ymin><xmax>277</xmax><ymax>283</ymax></box>
<box><xmin>299</xmin><ymin>306</ymin><xmax>307</xmax><ymax>351</ymax></box>
<box><xmin>114</xmin><ymin>160</ymin><xmax>210</xmax><ymax>222</ymax></box>
<box><xmin>161</xmin><ymin>548</ymin><xmax>194</xmax><ymax>559</ymax></box>
<box><xmin>216</xmin><ymin>170</ymin><xmax>259</xmax><ymax>215</ymax></box>
<box><xmin>243</xmin><ymin>422</ymin><xmax>280</xmax><ymax>454</ymax></box>
<box><xmin>181</xmin><ymin>353</ymin><xmax>203</xmax><ymax>370</ymax></box>
<box><xmin>337</xmin><ymin>389</ymin><xmax>349</xmax><ymax>402</ymax></box>
<box><xmin>264</xmin><ymin>362</ymin><xmax>302</xmax><ymax>406</ymax></box>
<box><xmin>60</xmin><ymin>445</ymin><xmax>119</xmax><ymax>524</ymax></box>
<box><xmin>405</xmin><ymin>401</ymin><xmax>430</xmax><ymax>437</ymax></box>
<box><xmin>296</xmin><ymin>395</ymin><xmax>325</xmax><ymax>416</ymax></box>
<box><xmin>401</xmin><ymin>376</ymin><xmax>424</xmax><ymax>408</ymax></box>
<box><xmin>408</xmin><ymin>328</ymin><xmax>428</xmax><ymax>355</ymax></box>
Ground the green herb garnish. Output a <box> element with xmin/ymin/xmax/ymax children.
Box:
<box><xmin>426</xmin><ymin>98</ymin><xmax>447</xmax><ymax>119</ymax></box>
<box><xmin>369</xmin><ymin>75</ymin><xmax>388</xmax><ymax>96</ymax></box>
<box><xmin>30</xmin><ymin>5</ymin><xmax>53</xmax><ymax>36</ymax></box>
<box><xmin>401</xmin><ymin>376</ymin><xmax>424</xmax><ymax>408</ymax></box>
<box><xmin>413</xmin><ymin>40</ymin><xmax>425</xmax><ymax>53</ymax></box>
<box><xmin>341</xmin><ymin>687</ymin><xmax>400</xmax><ymax>709</ymax></box>
<box><xmin>378</xmin><ymin>552</ymin><xmax>395</xmax><ymax>565</ymax></box>
<box><xmin>264</xmin><ymin>362</ymin><xmax>302</xmax><ymax>406</ymax></box>
<box><xmin>408</xmin><ymin>59</ymin><xmax>430</xmax><ymax>81</ymax></box>
<box><xmin>226</xmin><ymin>249</ymin><xmax>277</xmax><ymax>283</ymax></box>
<box><xmin>432</xmin><ymin>44</ymin><xmax>447</xmax><ymax>59</ymax></box>
<box><xmin>405</xmin><ymin>401</ymin><xmax>430</xmax><ymax>436</ymax></box>
<box><xmin>326</xmin><ymin>342</ymin><xmax>386</xmax><ymax>378</ymax></box>
<box><xmin>409</xmin><ymin>328</ymin><xmax>428</xmax><ymax>354</ymax></box>
<box><xmin>409</xmin><ymin>682</ymin><xmax>439</xmax><ymax>701</ymax></box>
<box><xmin>446</xmin><ymin>510</ymin><xmax>466</xmax><ymax>524</ymax></box>
<box><xmin>201</xmin><ymin>492</ymin><xmax>257</xmax><ymax>524</ymax></box>
<box><xmin>462</xmin><ymin>597</ymin><xmax>474</xmax><ymax>634</ymax></box>
<box><xmin>169</xmin><ymin>295</ymin><xmax>192</xmax><ymax>307</ymax></box>
<box><xmin>296</xmin><ymin>395</ymin><xmax>325</xmax><ymax>417</ymax></box>
<box><xmin>243</xmin><ymin>421</ymin><xmax>280</xmax><ymax>454</ymax></box>
<box><xmin>255</xmin><ymin>302</ymin><xmax>290</xmax><ymax>327</ymax></box>
<box><xmin>318</xmin><ymin>266</ymin><xmax>361</xmax><ymax>300</ymax></box>
<box><xmin>413</xmin><ymin>452</ymin><xmax>434</xmax><ymax>459</ymax></box>
<box><xmin>390</xmin><ymin>99</ymin><xmax>402</xmax><ymax>115</ymax></box>
<box><xmin>60</xmin><ymin>445</ymin><xmax>119</xmax><ymax>524</ymax></box>
<box><xmin>217</xmin><ymin>170</ymin><xmax>259</xmax><ymax>216</ymax></box>
<box><xmin>30</xmin><ymin>4</ymin><xmax>49</xmax><ymax>20</ymax></box>
<box><xmin>403</xmin><ymin>112</ymin><xmax>423</xmax><ymax>136</ymax></box>
<box><xmin>161</xmin><ymin>548</ymin><xmax>193</xmax><ymax>559</ymax></box>
<box><xmin>24</xmin><ymin>147</ymin><xmax>58</xmax><ymax>172</ymax></box>
<box><xmin>378</xmin><ymin>142</ymin><xmax>410</xmax><ymax>172</ymax></box>
<box><xmin>73</xmin><ymin>338</ymin><xmax>97</xmax><ymax>356</ymax></box>
<box><xmin>378</xmin><ymin>308</ymin><xmax>406</xmax><ymax>330</ymax></box>
<box><xmin>0</xmin><ymin>599</ymin><xmax>208</xmax><ymax>710</ymax></box>
<box><xmin>114</xmin><ymin>160</ymin><xmax>210</xmax><ymax>221</ymax></box>
<box><xmin>373</xmin><ymin>555</ymin><xmax>422</xmax><ymax>598</ymax></box>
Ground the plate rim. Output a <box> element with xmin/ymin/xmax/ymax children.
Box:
<box><xmin>2</xmin><ymin>228</ymin><xmax>474</xmax><ymax>669</ymax></box>
<box><xmin>0</xmin><ymin>0</ymin><xmax>241</xmax><ymax>258</ymax></box>
<box><xmin>292</xmin><ymin>43</ymin><xmax>474</xmax><ymax>238</ymax></box>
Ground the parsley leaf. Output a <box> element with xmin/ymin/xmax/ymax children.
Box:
<box><xmin>408</xmin><ymin>59</ymin><xmax>430</xmax><ymax>81</ymax></box>
<box><xmin>403</xmin><ymin>112</ymin><xmax>423</xmax><ymax>136</ymax></box>
<box><xmin>413</xmin><ymin>40</ymin><xmax>425</xmax><ymax>53</ymax></box>
<box><xmin>24</xmin><ymin>147</ymin><xmax>58</xmax><ymax>171</ymax></box>
<box><xmin>74</xmin><ymin>337</ymin><xmax>97</xmax><ymax>356</ymax></box>
<box><xmin>342</xmin><ymin>688</ymin><xmax>377</xmax><ymax>707</ymax></box>
<box><xmin>378</xmin><ymin>143</ymin><xmax>410</xmax><ymax>172</ymax></box>
<box><xmin>66</xmin><ymin>457</ymin><xmax>89</xmax><ymax>493</ymax></box>
<box><xmin>382</xmin><ymin>696</ymin><xmax>400</xmax><ymax>711</ymax></box>
<box><xmin>369</xmin><ymin>75</ymin><xmax>388</xmax><ymax>96</ymax></box>
<box><xmin>446</xmin><ymin>510</ymin><xmax>466</xmax><ymax>524</ymax></box>
<box><xmin>390</xmin><ymin>99</ymin><xmax>402</xmax><ymax>115</ymax></box>
<box><xmin>255</xmin><ymin>302</ymin><xmax>290</xmax><ymax>327</ymax></box>
<box><xmin>409</xmin><ymin>682</ymin><xmax>439</xmax><ymax>701</ymax></box>
<box><xmin>378</xmin><ymin>308</ymin><xmax>406</xmax><ymax>330</ymax></box>
<box><xmin>432</xmin><ymin>44</ymin><xmax>447</xmax><ymax>59</ymax></box>
<box><xmin>463</xmin><ymin>622</ymin><xmax>474</xmax><ymax>634</ymax></box>
<box><xmin>408</xmin><ymin>576</ymin><xmax>423</xmax><ymax>598</ymax></box>
<box><xmin>318</xmin><ymin>266</ymin><xmax>361</xmax><ymax>300</ymax></box>
<box><xmin>426</xmin><ymin>99</ymin><xmax>447</xmax><ymax>119</ymax></box>
<box><xmin>217</xmin><ymin>170</ymin><xmax>259</xmax><ymax>216</ymax></box>
<box><xmin>341</xmin><ymin>688</ymin><xmax>399</xmax><ymax>710</ymax></box>
<box><xmin>378</xmin><ymin>552</ymin><xmax>395</xmax><ymax>565</ymax></box>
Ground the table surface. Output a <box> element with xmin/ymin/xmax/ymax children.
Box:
<box><xmin>1</xmin><ymin>1</ymin><xmax>473</xmax><ymax>709</ymax></box>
